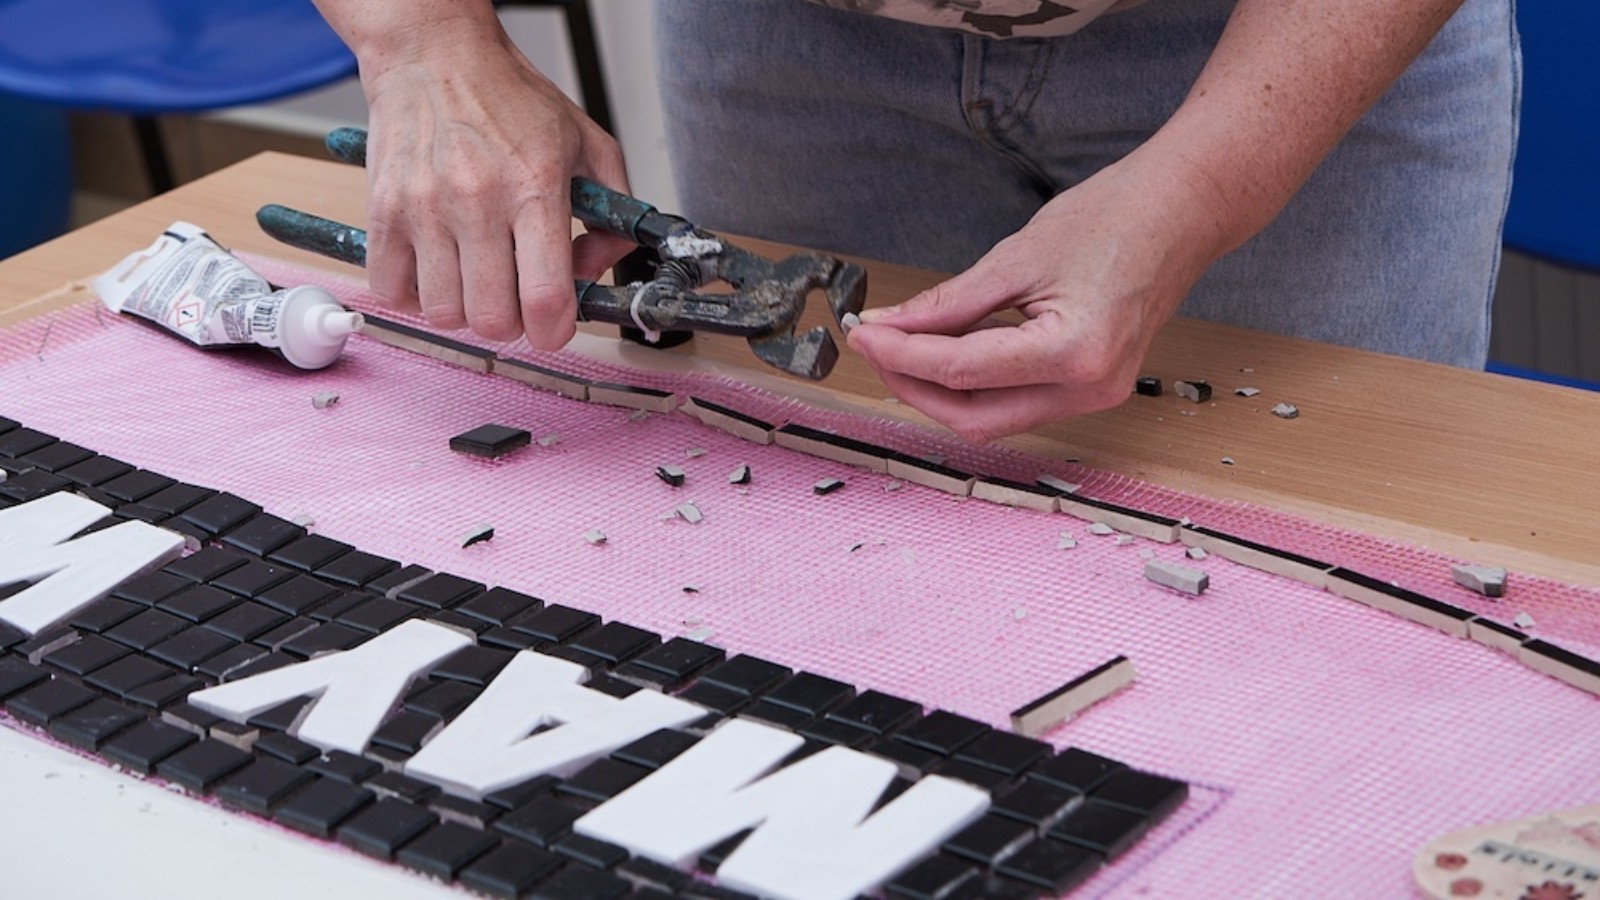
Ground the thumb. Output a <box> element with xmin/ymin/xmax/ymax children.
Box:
<box><xmin>856</xmin><ymin>253</ymin><xmax>1019</xmax><ymax>335</ymax></box>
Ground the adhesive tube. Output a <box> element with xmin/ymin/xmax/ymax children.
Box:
<box><xmin>92</xmin><ymin>221</ymin><xmax>363</xmax><ymax>370</ymax></box>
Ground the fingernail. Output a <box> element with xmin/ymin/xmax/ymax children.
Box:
<box><xmin>857</xmin><ymin>305</ymin><xmax>899</xmax><ymax>324</ymax></box>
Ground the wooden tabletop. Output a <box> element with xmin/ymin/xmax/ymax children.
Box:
<box><xmin>4</xmin><ymin>152</ymin><xmax>1597</xmax><ymax>585</ymax></box>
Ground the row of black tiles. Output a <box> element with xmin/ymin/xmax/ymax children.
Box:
<box><xmin>0</xmin><ymin>413</ymin><xmax>1189</xmax><ymax>897</ymax></box>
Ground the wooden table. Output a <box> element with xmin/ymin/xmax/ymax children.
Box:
<box><xmin>5</xmin><ymin>152</ymin><xmax>1597</xmax><ymax>587</ymax></box>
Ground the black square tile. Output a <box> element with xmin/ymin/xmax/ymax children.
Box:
<box><xmin>100</xmin><ymin>718</ymin><xmax>198</xmax><ymax>774</ymax></box>
<box><xmin>252</xmin><ymin>617</ymin><xmax>321</xmax><ymax>652</ymax></box>
<box><xmin>1088</xmin><ymin>769</ymin><xmax>1188</xmax><ymax>820</ymax></box>
<box><xmin>125</xmin><ymin>674</ymin><xmax>205</xmax><ymax>710</ymax></box>
<box><xmin>699</xmin><ymin>654</ymin><xmax>792</xmax><ymax>696</ymax></box>
<box><xmin>673</xmin><ymin>681</ymin><xmax>749</xmax><ymax>716</ymax></box>
<box><xmin>494</xmin><ymin>795</ymin><xmax>587</xmax><ymax>848</ymax></box>
<box><xmin>155</xmin><ymin>737</ymin><xmax>254</xmax><ymax>792</ymax></box>
<box><xmin>48</xmin><ymin>697</ymin><xmax>144</xmax><ymax>750</ymax></box>
<box><xmin>19</xmin><ymin>440</ymin><xmax>93</xmax><ymax>472</ymax></box>
<box><xmin>7</xmin><ymin>676</ymin><xmax>96</xmax><ymax>725</ymax></box>
<box><xmin>105</xmin><ymin>608</ymin><xmax>190</xmax><ymax>651</ymax></box>
<box><xmin>275</xmin><ymin>776</ymin><xmax>376</xmax><ymax>838</ymax></box>
<box><xmin>617</xmin><ymin>856</ymin><xmax>693</xmax><ymax>892</ymax></box>
<box><xmin>15</xmin><ymin>628</ymin><xmax>77</xmax><ymax>666</ymax></box>
<box><xmin>147</xmin><ymin>627</ymin><xmax>236</xmax><ymax>672</ymax></box>
<box><xmin>66</xmin><ymin>597</ymin><xmax>143</xmax><ymax>634</ymax></box>
<box><xmin>222</xmin><ymin>651</ymin><xmax>295</xmax><ymax>681</ymax></box>
<box><xmin>991</xmin><ymin>780</ymin><xmax>1085</xmax><ymax>830</ymax></box>
<box><xmin>269</xmin><ymin>534</ymin><xmax>353</xmax><ymax>572</ymax></box>
<box><xmin>157</xmin><ymin>584</ymin><xmax>240</xmax><ymax>622</ymax></box>
<box><xmin>140</xmin><ymin>482</ymin><xmax>215</xmax><ymax>515</ymax></box>
<box><xmin>100</xmin><ymin>470</ymin><xmax>177</xmax><ymax>503</ymax></box>
<box><xmin>194</xmin><ymin>643</ymin><xmax>266</xmax><ymax>680</ymax></box>
<box><xmin>934</xmin><ymin>758</ymin><xmax>1014</xmax><ymax>791</ymax></box>
<box><xmin>84</xmin><ymin>653</ymin><xmax>174</xmax><ymax>697</ymax></box>
<box><xmin>428</xmin><ymin>608</ymin><xmax>490</xmax><ymax>635</ymax></box>
<box><xmin>740</xmin><ymin>698</ymin><xmax>815</xmax><ymax>730</ymax></box>
<box><xmin>205</xmin><ymin>601</ymin><xmax>289</xmax><ymax>642</ymax></box>
<box><xmin>114</xmin><ymin>502</ymin><xmax>167</xmax><ymax>525</ymax></box>
<box><xmin>178</xmin><ymin>492</ymin><xmax>262</xmax><ymax>537</ymax></box>
<box><xmin>430</xmin><ymin>645</ymin><xmax>514</xmax><ymax>686</ymax></box>
<box><xmin>431</xmin><ymin>792</ymin><xmax>503</xmax><ymax>829</ymax></box>
<box><xmin>216</xmin><ymin>757</ymin><xmax>316</xmax><ymax>815</ymax></box>
<box><xmin>0</xmin><ymin>427</ymin><xmax>56</xmax><ymax>458</ymax></box>
<box><xmin>279</xmin><ymin>622</ymin><xmax>366</xmax><ymax>659</ymax></box>
<box><xmin>366</xmin><ymin>564</ymin><xmax>434</xmax><ymax>599</ymax></box>
<box><xmin>111</xmin><ymin>570</ymin><xmax>190</xmax><ymax>607</ymax></box>
<box><xmin>569</xmin><ymin>622</ymin><xmax>660</xmax><ymax>664</ymax></box>
<box><xmin>459</xmin><ymin>842</ymin><xmax>564</xmax><ymax>899</ymax></box>
<box><xmin>508</xmin><ymin>604</ymin><xmax>598</xmax><ymax>643</ymax></box>
<box><xmin>483</xmin><ymin>774</ymin><xmax>559</xmax><ymax>812</ymax></box>
<box><xmin>369</xmin><ymin>710</ymin><xmax>442</xmax><ymax>756</ymax></box>
<box><xmin>943</xmin><ymin>814</ymin><xmax>1036</xmax><ymax>866</ymax></box>
<box><xmin>798</xmin><ymin>716</ymin><xmax>876</xmax><ymax>749</ymax></box>
<box><xmin>0</xmin><ymin>469</ymin><xmax>69</xmax><ymax>502</ymax></box>
<box><xmin>254</xmin><ymin>731</ymin><xmax>321</xmax><ymax>765</ymax></box>
<box><xmin>629</xmin><ymin>638</ymin><xmax>725</xmax><ymax>681</ymax></box>
<box><xmin>868</xmin><ymin>735</ymin><xmax>942</xmax><ymax>777</ymax></box>
<box><xmin>56</xmin><ymin>454</ymin><xmax>136</xmax><ymax>488</ymax></box>
<box><xmin>612</xmin><ymin>729</ymin><xmax>699</xmax><ymax>770</ymax></box>
<box><xmin>161</xmin><ymin>700</ymin><xmax>224</xmax><ymax>736</ymax></box>
<box><xmin>306</xmin><ymin>592</ymin><xmax>367</xmax><ymax>623</ymax></box>
<box><xmin>398</xmin><ymin>572</ymin><xmax>486</xmax><ymax>610</ymax></box>
<box><xmin>219</xmin><ymin>514</ymin><xmax>306</xmax><ymax>557</ymax></box>
<box><xmin>953</xmin><ymin>731</ymin><xmax>1051</xmax><ymax>777</ymax></box>
<box><xmin>42</xmin><ymin>633</ymin><xmax>131</xmax><ymax>676</ymax></box>
<box><xmin>995</xmin><ymin>837</ymin><xmax>1103</xmax><ymax>893</ymax></box>
<box><xmin>479</xmin><ymin>625</ymin><xmax>543</xmax><ymax>652</ymax></box>
<box><xmin>164</xmin><ymin>547</ymin><xmax>249</xmax><ymax>584</ymax></box>
<box><xmin>0</xmin><ymin>657</ymin><xmax>49</xmax><ymax>700</ymax></box>
<box><xmin>556</xmin><ymin>758</ymin><xmax>651</xmax><ymax>803</ymax></box>
<box><xmin>764</xmin><ymin>672</ymin><xmax>855</xmax><ymax>715</ymax></box>
<box><xmin>307</xmin><ymin>750</ymin><xmax>382</xmax><ymax>784</ymax></box>
<box><xmin>531</xmin><ymin>865</ymin><xmax>632</xmax><ymax>899</ymax></box>
<box><xmin>256</xmin><ymin>574</ymin><xmax>341</xmax><ymax>616</ymax></box>
<box><xmin>246</xmin><ymin>696</ymin><xmax>315</xmax><ymax>732</ymax></box>
<box><xmin>336</xmin><ymin>796</ymin><xmax>438</xmax><ymax>859</ymax></box>
<box><xmin>317</xmin><ymin>550</ymin><xmax>399</xmax><ymax>587</ymax></box>
<box><xmin>211</xmin><ymin>560</ymin><xmax>296</xmax><ymax>598</ymax></box>
<box><xmin>0</xmin><ymin>619</ymin><xmax>27</xmax><ymax>654</ymax></box>
<box><xmin>1047</xmin><ymin>800</ymin><xmax>1150</xmax><ymax>859</ymax></box>
<box><xmin>396</xmin><ymin>821</ymin><xmax>500</xmax><ymax>879</ymax></box>
<box><xmin>897</xmin><ymin>711</ymin><xmax>991</xmax><ymax>757</ymax></box>
<box><xmin>457</xmin><ymin>586</ymin><xmax>542</xmax><ymax>625</ymax></box>
<box><xmin>450</xmin><ymin>424</ymin><xmax>532</xmax><ymax>458</ymax></box>
<box><xmin>551</xmin><ymin>832</ymin><xmax>630</xmax><ymax>869</ymax></box>
<box><xmin>885</xmin><ymin>853</ymin><xmax>982</xmax><ymax>899</ymax></box>
<box><xmin>336</xmin><ymin>597</ymin><xmax>419</xmax><ymax>634</ymax></box>
<box><xmin>405</xmin><ymin>679</ymin><xmax>481</xmax><ymax>720</ymax></box>
<box><xmin>827</xmin><ymin>690</ymin><xmax>921</xmax><ymax>734</ymax></box>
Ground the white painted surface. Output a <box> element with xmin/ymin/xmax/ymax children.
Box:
<box><xmin>214</xmin><ymin>4</ymin><xmax>680</xmax><ymax>210</ymax></box>
<box><xmin>0</xmin><ymin>723</ymin><xmax>456</xmax><ymax>899</ymax></box>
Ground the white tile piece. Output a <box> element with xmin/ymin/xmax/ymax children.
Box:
<box><xmin>1514</xmin><ymin>612</ymin><xmax>1536</xmax><ymax>629</ymax></box>
<box><xmin>1035</xmin><ymin>474</ymin><xmax>1080</xmax><ymax>495</ymax></box>
<box><xmin>536</xmin><ymin>433</ymin><xmax>562</xmax><ymax>447</ymax></box>
<box><xmin>1087</xmin><ymin>522</ymin><xmax>1116</xmax><ymax>536</ymax></box>
<box><xmin>1271</xmin><ymin>402</ymin><xmax>1300</xmax><ymax>419</ymax></box>
<box><xmin>1234</xmin><ymin>387</ymin><xmax>1261</xmax><ymax>397</ymax></box>
<box><xmin>1056</xmin><ymin>532</ymin><xmax>1077</xmax><ymax>550</ymax></box>
<box><xmin>1115</xmin><ymin>534</ymin><xmax>1136</xmax><ymax>546</ymax></box>
<box><xmin>1144</xmin><ymin>558</ymin><xmax>1209</xmax><ymax>595</ymax></box>
<box><xmin>311</xmin><ymin>391</ymin><xmax>340</xmax><ymax>409</ymax></box>
<box><xmin>1451</xmin><ymin>564</ymin><xmax>1508</xmax><ymax>598</ymax></box>
<box><xmin>1186</xmin><ymin>546</ymin><xmax>1208</xmax><ymax>561</ymax></box>
<box><xmin>675</xmin><ymin>502</ymin><xmax>704</xmax><ymax>524</ymax></box>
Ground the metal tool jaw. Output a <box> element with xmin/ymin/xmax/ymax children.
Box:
<box><xmin>257</xmin><ymin>127</ymin><xmax>866</xmax><ymax>380</ymax></box>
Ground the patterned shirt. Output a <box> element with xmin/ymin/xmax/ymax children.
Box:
<box><xmin>804</xmin><ymin>0</ymin><xmax>1147</xmax><ymax>38</ymax></box>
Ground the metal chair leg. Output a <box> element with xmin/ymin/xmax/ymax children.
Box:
<box><xmin>132</xmin><ymin>116</ymin><xmax>176</xmax><ymax>194</ymax></box>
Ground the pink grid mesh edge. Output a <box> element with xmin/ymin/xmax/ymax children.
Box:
<box><xmin>0</xmin><ymin>260</ymin><xmax>1594</xmax><ymax>898</ymax></box>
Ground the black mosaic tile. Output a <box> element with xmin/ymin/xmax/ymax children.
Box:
<box><xmin>139</xmin><ymin>482</ymin><xmax>215</xmax><ymax>515</ymax></box>
<box><xmin>0</xmin><ymin>416</ymin><xmax>16</xmax><ymax>434</ymax></box>
<box><xmin>210</xmin><ymin>560</ymin><xmax>296</xmax><ymax>599</ymax></box>
<box><xmin>764</xmin><ymin>671</ymin><xmax>855</xmax><ymax>715</ymax></box>
<box><xmin>673</xmin><ymin>680</ymin><xmax>752</xmax><ymax>716</ymax></box>
<box><xmin>483</xmin><ymin>774</ymin><xmax>559</xmax><ymax>812</ymax></box>
<box><xmin>178</xmin><ymin>492</ymin><xmax>262</xmax><ymax>537</ymax></box>
<box><xmin>164</xmin><ymin>547</ymin><xmax>249</xmax><ymax>584</ymax></box>
<box><xmin>995</xmin><ymin>837</ymin><xmax>1103</xmax><ymax>893</ymax></box>
<box><xmin>275</xmin><ymin>776</ymin><xmax>376</xmax><ymax>838</ymax></box>
<box><xmin>1026</xmin><ymin>747</ymin><xmax>1126</xmax><ymax>795</ymax></box>
<box><xmin>218</xmin><ymin>514</ymin><xmax>306</xmax><ymax>557</ymax></box>
<box><xmin>570</xmin><ymin>621</ymin><xmax>660</xmax><ymax>664</ymax></box>
<box><xmin>307</xmin><ymin>750</ymin><xmax>383</xmax><ymax>785</ymax></box>
<box><xmin>0</xmin><ymin>468</ymin><xmax>68</xmax><ymax>502</ymax></box>
<box><xmin>799</xmin><ymin>716</ymin><xmax>875</xmax><ymax>749</ymax></box>
<box><xmin>612</xmin><ymin>662</ymin><xmax>680</xmax><ymax>690</ymax></box>
<box><xmin>398</xmin><ymin>572</ymin><xmax>486</xmax><ymax>610</ymax></box>
<box><xmin>48</xmin><ymin>697</ymin><xmax>144</xmax><ymax>750</ymax></box>
<box><xmin>943</xmin><ymin>814</ymin><xmax>1036</xmax><ymax>866</ymax></box>
<box><xmin>100</xmin><ymin>718</ymin><xmax>198</xmax><ymax>774</ymax></box>
<box><xmin>478</xmin><ymin>625</ymin><xmax>543</xmax><ymax>652</ymax></box>
<box><xmin>885</xmin><ymin>853</ymin><xmax>982</xmax><ymax>899</ymax></box>
<box><xmin>396</xmin><ymin>821</ymin><xmax>500</xmax><ymax>879</ymax></box>
<box><xmin>868</xmin><ymin>735</ymin><xmax>942</xmax><ymax>777</ymax></box>
<box><xmin>627</xmin><ymin>638</ymin><xmax>725</xmax><ymax>682</ymax></box>
<box><xmin>431</xmin><ymin>645</ymin><xmax>515</xmax><ymax>686</ymax></box>
<box><xmin>67</xmin><ymin>596</ymin><xmax>143</xmax><ymax>634</ymax></box>
<box><xmin>0</xmin><ymin>426</ymin><xmax>57</xmax><ymax>458</ymax></box>
<box><xmin>194</xmin><ymin>643</ymin><xmax>266</xmax><ymax>681</ymax></box>
<box><xmin>991</xmin><ymin>779</ymin><xmax>1085</xmax><ymax>830</ymax></box>
<box><xmin>362</xmin><ymin>771</ymin><xmax>440</xmax><ymax>806</ymax></box>
<box><xmin>431</xmin><ymin>792</ymin><xmax>503</xmax><ymax>830</ymax></box>
<box><xmin>204</xmin><ymin>601</ymin><xmax>289</xmax><ymax>642</ymax></box>
<box><xmin>157</xmin><ymin>584</ymin><xmax>240</xmax><ymax>622</ymax></box>
<box><xmin>56</xmin><ymin>454</ymin><xmax>136</xmax><ymax>488</ymax></box>
<box><xmin>0</xmin><ymin>657</ymin><xmax>49</xmax><ymax>700</ymax></box>
<box><xmin>84</xmin><ymin>653</ymin><xmax>174</xmax><ymax>697</ymax></box>
<box><xmin>827</xmin><ymin>689</ymin><xmax>922</xmax><ymax>734</ymax></box>
<box><xmin>613</xmin><ymin>729</ymin><xmax>700</xmax><ymax>771</ymax></box>
<box><xmin>279</xmin><ymin>622</ymin><xmax>367</xmax><ymax>659</ymax></box>
<box><xmin>269</xmin><ymin>534</ymin><xmax>353</xmax><ymax>572</ymax></box>
<box><xmin>699</xmin><ymin>654</ymin><xmax>792</xmax><ymax>696</ymax></box>
<box><xmin>16</xmin><ymin>628</ymin><xmax>77</xmax><ymax>666</ymax></box>
<box><xmin>510</xmin><ymin>604</ymin><xmax>599</xmax><ymax>643</ymax></box>
<box><xmin>896</xmin><ymin>711</ymin><xmax>992</xmax><ymax>758</ymax></box>
<box><xmin>954</xmin><ymin>730</ymin><xmax>1051</xmax><ymax>777</ymax></box>
<box><xmin>552</xmin><ymin>832</ymin><xmax>630</xmax><ymax>869</ymax></box>
<box><xmin>246</xmin><ymin>696</ymin><xmax>314</xmax><ymax>733</ymax></box>
<box><xmin>100</xmin><ymin>469</ymin><xmax>177</xmax><ymax>503</ymax></box>
<box><xmin>1089</xmin><ymin>769</ymin><xmax>1189</xmax><ymax>820</ymax></box>
<box><xmin>125</xmin><ymin>674</ymin><xmax>206</xmax><ymax>710</ymax></box>
<box><xmin>105</xmin><ymin>608</ymin><xmax>190</xmax><ymax>651</ymax></box>
<box><xmin>459</xmin><ymin>842</ymin><xmax>564</xmax><ymax>899</ymax></box>
<box><xmin>111</xmin><ymin>570</ymin><xmax>190</xmax><ymax>607</ymax></box>
<box><xmin>337</xmin><ymin>796</ymin><xmax>438</xmax><ymax>859</ymax></box>
<box><xmin>317</xmin><ymin>549</ymin><xmax>399</xmax><ymax>587</ymax></box>
<box><xmin>1048</xmin><ymin>800</ymin><xmax>1150</xmax><ymax>859</ymax></box>
<box><xmin>369</xmin><ymin>710</ymin><xmax>442</xmax><ymax>756</ymax></box>
<box><xmin>556</xmin><ymin>757</ymin><xmax>652</xmax><ymax>803</ymax></box>
<box><xmin>156</xmin><ymin>737</ymin><xmax>254</xmax><ymax>792</ymax></box>
<box><xmin>457</xmin><ymin>586</ymin><xmax>542</xmax><ymax>625</ymax></box>
<box><xmin>113</xmin><ymin>502</ymin><xmax>167</xmax><ymax>524</ymax></box>
<box><xmin>42</xmin><ymin>633</ymin><xmax>131</xmax><ymax>676</ymax></box>
<box><xmin>450</xmin><ymin>424</ymin><xmax>532</xmax><ymax>459</ymax></box>
<box><xmin>7</xmin><ymin>676</ymin><xmax>96</xmax><ymax>726</ymax></box>
<box><xmin>216</xmin><ymin>756</ymin><xmax>316</xmax><ymax>815</ymax></box>
<box><xmin>20</xmin><ymin>440</ymin><xmax>94</xmax><ymax>472</ymax></box>
<box><xmin>254</xmin><ymin>731</ymin><xmax>320</xmax><ymax>765</ymax></box>
<box><xmin>428</xmin><ymin>608</ymin><xmax>490</xmax><ymax>635</ymax></box>
<box><xmin>494</xmin><ymin>794</ymin><xmax>587</xmax><ymax>848</ymax></box>
<box><xmin>532</xmin><ymin>864</ymin><xmax>632</xmax><ymax>899</ymax></box>
<box><xmin>336</xmin><ymin>596</ymin><xmax>419</xmax><ymax>634</ymax></box>
<box><xmin>0</xmin><ymin>619</ymin><xmax>27</xmax><ymax>654</ymax></box>
<box><xmin>160</xmin><ymin>700</ymin><xmax>224</xmax><ymax>736</ymax></box>
<box><xmin>934</xmin><ymin>759</ymin><xmax>1014</xmax><ymax>791</ymax></box>
<box><xmin>255</xmin><ymin>574</ymin><xmax>341</xmax><ymax>616</ymax></box>
<box><xmin>223</xmin><ymin>650</ymin><xmax>295</xmax><ymax>681</ymax></box>
<box><xmin>147</xmin><ymin>627</ymin><xmax>236</xmax><ymax>672</ymax></box>
<box><xmin>308</xmin><ymin>591</ymin><xmax>368</xmax><ymax>623</ymax></box>
<box><xmin>365</xmin><ymin>564</ymin><xmax>433</xmax><ymax>599</ymax></box>
<box><xmin>405</xmin><ymin>679</ymin><xmax>481</xmax><ymax>720</ymax></box>
<box><xmin>583</xmin><ymin>672</ymin><xmax>642</xmax><ymax>698</ymax></box>
<box><xmin>538</xmin><ymin>643</ymin><xmax>607</xmax><ymax>672</ymax></box>
<box><xmin>617</xmin><ymin>855</ymin><xmax>694</xmax><ymax>892</ymax></box>
<box><xmin>742</xmin><ymin>699</ymin><xmax>815</xmax><ymax>730</ymax></box>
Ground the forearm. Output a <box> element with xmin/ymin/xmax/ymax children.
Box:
<box><xmin>1133</xmin><ymin>0</ymin><xmax>1467</xmax><ymax>262</ymax></box>
<box><xmin>311</xmin><ymin>0</ymin><xmax>506</xmax><ymax>74</ymax></box>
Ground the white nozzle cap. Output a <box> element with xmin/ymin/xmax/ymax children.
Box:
<box><xmin>278</xmin><ymin>286</ymin><xmax>363</xmax><ymax>369</ymax></box>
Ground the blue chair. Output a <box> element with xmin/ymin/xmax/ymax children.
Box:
<box><xmin>0</xmin><ymin>91</ymin><xmax>69</xmax><ymax>257</ymax></box>
<box><xmin>0</xmin><ymin>0</ymin><xmax>613</xmax><ymax>195</ymax></box>
<box><xmin>1500</xmin><ymin>0</ymin><xmax>1600</xmax><ymax>270</ymax></box>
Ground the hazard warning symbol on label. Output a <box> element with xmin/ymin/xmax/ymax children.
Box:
<box><xmin>175</xmin><ymin>302</ymin><xmax>201</xmax><ymax>326</ymax></box>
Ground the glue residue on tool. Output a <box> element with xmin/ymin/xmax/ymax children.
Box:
<box><xmin>92</xmin><ymin>221</ymin><xmax>363</xmax><ymax>370</ymax></box>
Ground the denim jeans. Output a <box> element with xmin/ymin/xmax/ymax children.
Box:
<box><xmin>654</xmin><ymin>0</ymin><xmax>1518</xmax><ymax>367</ymax></box>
